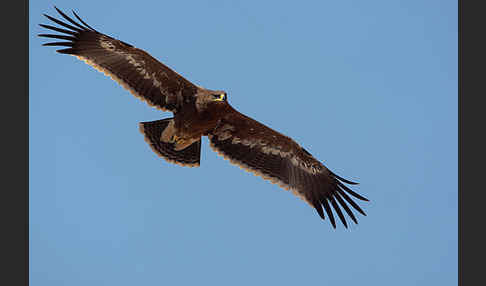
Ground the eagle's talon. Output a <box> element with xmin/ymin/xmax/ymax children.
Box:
<box><xmin>171</xmin><ymin>135</ymin><xmax>185</xmax><ymax>145</ymax></box>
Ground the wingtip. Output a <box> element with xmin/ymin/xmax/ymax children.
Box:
<box><xmin>53</xmin><ymin>6</ymin><xmax>62</xmax><ymax>15</ymax></box>
<box><xmin>329</xmin><ymin>170</ymin><xmax>359</xmax><ymax>185</ymax></box>
<box><xmin>54</xmin><ymin>6</ymin><xmax>64</xmax><ymax>16</ymax></box>
<box><xmin>339</xmin><ymin>177</ymin><xmax>359</xmax><ymax>185</ymax></box>
<box><xmin>314</xmin><ymin>203</ymin><xmax>325</xmax><ymax>220</ymax></box>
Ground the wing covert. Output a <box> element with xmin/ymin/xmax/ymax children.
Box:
<box><xmin>39</xmin><ymin>7</ymin><xmax>199</xmax><ymax>112</ymax></box>
<box><xmin>208</xmin><ymin>109</ymin><xmax>368</xmax><ymax>228</ymax></box>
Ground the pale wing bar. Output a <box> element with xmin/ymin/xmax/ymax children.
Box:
<box><xmin>209</xmin><ymin>132</ymin><xmax>368</xmax><ymax>229</ymax></box>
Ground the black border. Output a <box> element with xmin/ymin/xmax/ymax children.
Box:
<box><xmin>459</xmin><ymin>0</ymin><xmax>483</xmax><ymax>285</ymax></box>
<box><xmin>458</xmin><ymin>1</ymin><xmax>462</xmax><ymax>284</ymax></box>
<box><xmin>4</xmin><ymin>0</ymin><xmax>28</xmax><ymax>285</ymax></box>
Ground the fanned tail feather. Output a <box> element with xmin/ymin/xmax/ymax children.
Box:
<box><xmin>140</xmin><ymin>119</ymin><xmax>201</xmax><ymax>167</ymax></box>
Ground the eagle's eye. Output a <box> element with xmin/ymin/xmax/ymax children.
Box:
<box><xmin>213</xmin><ymin>93</ymin><xmax>226</xmax><ymax>102</ymax></box>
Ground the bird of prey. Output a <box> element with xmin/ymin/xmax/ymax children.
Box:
<box><xmin>39</xmin><ymin>7</ymin><xmax>368</xmax><ymax>228</ymax></box>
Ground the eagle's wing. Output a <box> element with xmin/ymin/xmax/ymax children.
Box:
<box><xmin>39</xmin><ymin>7</ymin><xmax>199</xmax><ymax>112</ymax></box>
<box><xmin>208</xmin><ymin>109</ymin><xmax>368</xmax><ymax>228</ymax></box>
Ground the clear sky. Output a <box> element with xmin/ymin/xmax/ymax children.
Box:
<box><xmin>30</xmin><ymin>1</ymin><xmax>457</xmax><ymax>285</ymax></box>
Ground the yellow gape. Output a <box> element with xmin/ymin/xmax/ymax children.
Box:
<box><xmin>214</xmin><ymin>94</ymin><xmax>225</xmax><ymax>101</ymax></box>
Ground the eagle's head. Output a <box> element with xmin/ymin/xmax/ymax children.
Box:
<box><xmin>195</xmin><ymin>89</ymin><xmax>228</xmax><ymax>111</ymax></box>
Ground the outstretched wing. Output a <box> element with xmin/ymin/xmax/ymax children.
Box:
<box><xmin>208</xmin><ymin>108</ymin><xmax>368</xmax><ymax>228</ymax></box>
<box><xmin>39</xmin><ymin>7</ymin><xmax>199</xmax><ymax>112</ymax></box>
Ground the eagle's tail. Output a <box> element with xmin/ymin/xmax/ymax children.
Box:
<box><xmin>139</xmin><ymin>118</ymin><xmax>201</xmax><ymax>167</ymax></box>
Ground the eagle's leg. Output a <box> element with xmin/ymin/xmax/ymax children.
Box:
<box><xmin>160</xmin><ymin>119</ymin><xmax>177</xmax><ymax>143</ymax></box>
<box><xmin>159</xmin><ymin>119</ymin><xmax>199</xmax><ymax>151</ymax></box>
<box><xmin>171</xmin><ymin>135</ymin><xmax>185</xmax><ymax>144</ymax></box>
<box><xmin>171</xmin><ymin>135</ymin><xmax>199</xmax><ymax>151</ymax></box>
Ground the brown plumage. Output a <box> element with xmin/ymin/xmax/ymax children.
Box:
<box><xmin>39</xmin><ymin>7</ymin><xmax>369</xmax><ymax>228</ymax></box>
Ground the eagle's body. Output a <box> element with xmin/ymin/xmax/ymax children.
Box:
<box><xmin>40</xmin><ymin>7</ymin><xmax>369</xmax><ymax>228</ymax></box>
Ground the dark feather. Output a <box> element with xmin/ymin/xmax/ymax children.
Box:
<box><xmin>334</xmin><ymin>192</ymin><xmax>358</xmax><ymax>224</ymax></box>
<box><xmin>336</xmin><ymin>187</ymin><xmax>367</xmax><ymax>216</ymax></box>
<box><xmin>313</xmin><ymin>199</ymin><xmax>326</xmax><ymax>220</ymax></box>
<box><xmin>337</xmin><ymin>180</ymin><xmax>369</xmax><ymax>201</ymax></box>
<box><xmin>71</xmin><ymin>9</ymin><xmax>97</xmax><ymax>31</ymax></box>
<box><xmin>42</xmin><ymin>42</ymin><xmax>74</xmax><ymax>47</ymax></box>
<box><xmin>39</xmin><ymin>24</ymin><xmax>77</xmax><ymax>36</ymax></box>
<box><xmin>38</xmin><ymin>34</ymin><xmax>77</xmax><ymax>41</ymax></box>
<box><xmin>330</xmin><ymin>170</ymin><xmax>359</xmax><ymax>185</ymax></box>
<box><xmin>329</xmin><ymin>195</ymin><xmax>348</xmax><ymax>228</ymax></box>
<box><xmin>56</xmin><ymin>48</ymin><xmax>76</xmax><ymax>54</ymax></box>
<box><xmin>54</xmin><ymin>6</ymin><xmax>92</xmax><ymax>31</ymax></box>
<box><xmin>322</xmin><ymin>198</ymin><xmax>336</xmax><ymax>228</ymax></box>
<box><xmin>43</xmin><ymin>13</ymin><xmax>83</xmax><ymax>32</ymax></box>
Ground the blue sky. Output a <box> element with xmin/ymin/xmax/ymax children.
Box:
<box><xmin>30</xmin><ymin>1</ymin><xmax>457</xmax><ymax>285</ymax></box>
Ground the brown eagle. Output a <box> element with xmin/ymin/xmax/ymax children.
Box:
<box><xmin>39</xmin><ymin>7</ymin><xmax>368</xmax><ymax>228</ymax></box>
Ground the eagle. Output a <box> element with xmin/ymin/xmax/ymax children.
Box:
<box><xmin>39</xmin><ymin>7</ymin><xmax>368</xmax><ymax>228</ymax></box>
